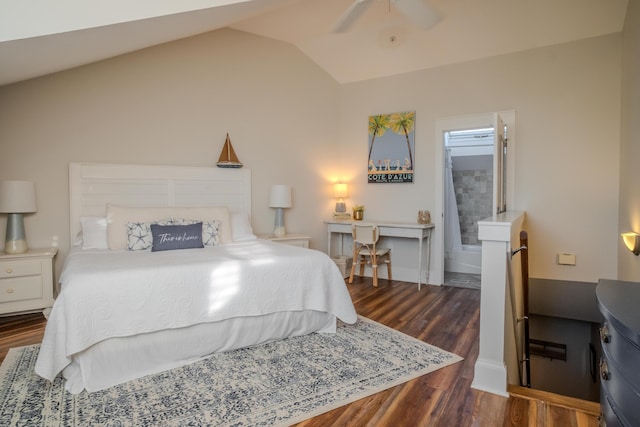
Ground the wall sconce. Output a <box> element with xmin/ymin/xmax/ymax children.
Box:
<box><xmin>0</xmin><ymin>180</ymin><xmax>37</xmax><ymax>254</ymax></box>
<box><xmin>621</xmin><ymin>232</ymin><xmax>640</xmax><ymax>256</ymax></box>
<box><xmin>333</xmin><ymin>183</ymin><xmax>348</xmax><ymax>213</ymax></box>
<box><xmin>269</xmin><ymin>185</ymin><xmax>291</xmax><ymax>237</ymax></box>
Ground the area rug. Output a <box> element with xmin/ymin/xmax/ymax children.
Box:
<box><xmin>0</xmin><ymin>316</ymin><xmax>462</xmax><ymax>426</ymax></box>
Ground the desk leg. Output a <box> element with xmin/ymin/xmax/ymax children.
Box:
<box><xmin>417</xmin><ymin>236</ymin><xmax>423</xmax><ymax>291</ymax></box>
<box><xmin>425</xmin><ymin>232</ymin><xmax>432</xmax><ymax>286</ymax></box>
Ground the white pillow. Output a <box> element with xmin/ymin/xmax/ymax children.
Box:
<box><xmin>80</xmin><ymin>217</ymin><xmax>108</xmax><ymax>249</ymax></box>
<box><xmin>231</xmin><ymin>212</ymin><xmax>257</xmax><ymax>242</ymax></box>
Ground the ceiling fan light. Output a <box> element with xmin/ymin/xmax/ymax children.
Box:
<box><xmin>332</xmin><ymin>0</ymin><xmax>443</xmax><ymax>34</ymax></box>
<box><xmin>392</xmin><ymin>0</ymin><xmax>443</xmax><ymax>30</ymax></box>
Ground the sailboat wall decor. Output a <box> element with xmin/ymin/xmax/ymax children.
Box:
<box><xmin>216</xmin><ymin>133</ymin><xmax>243</xmax><ymax>168</ymax></box>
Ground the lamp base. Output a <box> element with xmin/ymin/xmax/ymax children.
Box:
<box><xmin>4</xmin><ymin>213</ymin><xmax>28</xmax><ymax>254</ymax></box>
<box><xmin>5</xmin><ymin>239</ymin><xmax>28</xmax><ymax>254</ymax></box>
<box><xmin>273</xmin><ymin>208</ymin><xmax>286</xmax><ymax>237</ymax></box>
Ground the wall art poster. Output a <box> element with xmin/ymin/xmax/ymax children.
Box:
<box><xmin>367</xmin><ymin>111</ymin><xmax>415</xmax><ymax>183</ymax></box>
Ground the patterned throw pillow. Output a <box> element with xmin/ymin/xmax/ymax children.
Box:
<box><xmin>172</xmin><ymin>218</ymin><xmax>222</xmax><ymax>247</ymax></box>
<box><xmin>126</xmin><ymin>219</ymin><xmax>172</xmax><ymax>251</ymax></box>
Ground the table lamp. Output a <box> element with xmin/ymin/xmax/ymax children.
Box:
<box><xmin>269</xmin><ymin>185</ymin><xmax>291</xmax><ymax>237</ymax></box>
<box><xmin>333</xmin><ymin>183</ymin><xmax>348</xmax><ymax>213</ymax></box>
<box><xmin>0</xmin><ymin>180</ymin><xmax>37</xmax><ymax>254</ymax></box>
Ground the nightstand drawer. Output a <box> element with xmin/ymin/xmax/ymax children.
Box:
<box><xmin>0</xmin><ymin>260</ymin><xmax>42</xmax><ymax>279</ymax></box>
<box><xmin>258</xmin><ymin>234</ymin><xmax>311</xmax><ymax>248</ymax></box>
<box><xmin>0</xmin><ymin>276</ymin><xmax>44</xmax><ymax>303</ymax></box>
<box><xmin>279</xmin><ymin>239</ymin><xmax>309</xmax><ymax>248</ymax></box>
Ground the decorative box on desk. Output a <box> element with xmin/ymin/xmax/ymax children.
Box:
<box><xmin>258</xmin><ymin>233</ymin><xmax>310</xmax><ymax>248</ymax></box>
<box><xmin>596</xmin><ymin>279</ymin><xmax>640</xmax><ymax>427</ymax></box>
<box><xmin>0</xmin><ymin>248</ymin><xmax>57</xmax><ymax>318</ymax></box>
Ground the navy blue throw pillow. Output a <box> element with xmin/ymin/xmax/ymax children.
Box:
<box><xmin>150</xmin><ymin>222</ymin><xmax>204</xmax><ymax>252</ymax></box>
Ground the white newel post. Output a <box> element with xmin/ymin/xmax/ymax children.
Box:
<box><xmin>471</xmin><ymin>211</ymin><xmax>525</xmax><ymax>397</ymax></box>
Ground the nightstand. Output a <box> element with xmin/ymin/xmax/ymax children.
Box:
<box><xmin>258</xmin><ymin>233</ymin><xmax>311</xmax><ymax>248</ymax></box>
<box><xmin>0</xmin><ymin>248</ymin><xmax>57</xmax><ymax>318</ymax></box>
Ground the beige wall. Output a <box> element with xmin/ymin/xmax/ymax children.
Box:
<box><xmin>339</xmin><ymin>34</ymin><xmax>622</xmax><ymax>283</ymax></box>
<box><xmin>0</xmin><ymin>25</ymin><xmax>626</xmax><ymax>285</ymax></box>
<box><xmin>0</xmin><ymin>28</ymin><xmax>341</xmax><ymax>275</ymax></box>
<box><xmin>618</xmin><ymin>0</ymin><xmax>640</xmax><ymax>280</ymax></box>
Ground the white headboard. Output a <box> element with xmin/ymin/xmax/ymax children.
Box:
<box><xmin>69</xmin><ymin>163</ymin><xmax>251</xmax><ymax>242</ymax></box>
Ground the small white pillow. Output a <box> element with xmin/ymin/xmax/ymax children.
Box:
<box><xmin>231</xmin><ymin>212</ymin><xmax>257</xmax><ymax>242</ymax></box>
<box><xmin>80</xmin><ymin>217</ymin><xmax>109</xmax><ymax>250</ymax></box>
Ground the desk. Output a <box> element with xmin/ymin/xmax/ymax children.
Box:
<box><xmin>325</xmin><ymin>220</ymin><xmax>434</xmax><ymax>290</ymax></box>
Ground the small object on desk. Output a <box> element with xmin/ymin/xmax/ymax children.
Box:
<box><xmin>258</xmin><ymin>233</ymin><xmax>310</xmax><ymax>248</ymax></box>
<box><xmin>352</xmin><ymin>205</ymin><xmax>364</xmax><ymax>221</ymax></box>
<box><xmin>418</xmin><ymin>210</ymin><xmax>431</xmax><ymax>224</ymax></box>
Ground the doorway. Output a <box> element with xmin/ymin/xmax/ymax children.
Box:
<box><xmin>432</xmin><ymin>111</ymin><xmax>515</xmax><ymax>287</ymax></box>
<box><xmin>443</xmin><ymin>127</ymin><xmax>494</xmax><ymax>287</ymax></box>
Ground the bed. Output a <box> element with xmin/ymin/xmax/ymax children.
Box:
<box><xmin>34</xmin><ymin>163</ymin><xmax>357</xmax><ymax>394</ymax></box>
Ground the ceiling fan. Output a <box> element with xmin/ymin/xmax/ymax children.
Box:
<box><xmin>332</xmin><ymin>0</ymin><xmax>443</xmax><ymax>33</ymax></box>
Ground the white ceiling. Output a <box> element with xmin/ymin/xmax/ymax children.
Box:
<box><xmin>0</xmin><ymin>0</ymin><xmax>628</xmax><ymax>87</ymax></box>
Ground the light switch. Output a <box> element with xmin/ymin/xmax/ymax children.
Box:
<box><xmin>557</xmin><ymin>253</ymin><xmax>576</xmax><ymax>265</ymax></box>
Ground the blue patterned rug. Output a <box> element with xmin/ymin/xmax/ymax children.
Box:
<box><xmin>0</xmin><ymin>316</ymin><xmax>461</xmax><ymax>426</ymax></box>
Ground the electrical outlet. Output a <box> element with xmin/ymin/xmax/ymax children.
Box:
<box><xmin>557</xmin><ymin>253</ymin><xmax>576</xmax><ymax>265</ymax></box>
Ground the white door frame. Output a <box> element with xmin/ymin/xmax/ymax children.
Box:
<box><xmin>431</xmin><ymin>110</ymin><xmax>515</xmax><ymax>285</ymax></box>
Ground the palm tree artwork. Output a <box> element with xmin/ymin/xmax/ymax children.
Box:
<box><xmin>367</xmin><ymin>111</ymin><xmax>415</xmax><ymax>183</ymax></box>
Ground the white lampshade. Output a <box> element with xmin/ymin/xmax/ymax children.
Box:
<box><xmin>0</xmin><ymin>181</ymin><xmax>37</xmax><ymax>213</ymax></box>
<box><xmin>269</xmin><ymin>185</ymin><xmax>292</xmax><ymax>208</ymax></box>
<box><xmin>333</xmin><ymin>183</ymin><xmax>348</xmax><ymax>199</ymax></box>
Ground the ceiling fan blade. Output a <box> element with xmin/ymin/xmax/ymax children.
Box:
<box><xmin>392</xmin><ymin>0</ymin><xmax>443</xmax><ymax>30</ymax></box>
<box><xmin>332</xmin><ymin>0</ymin><xmax>374</xmax><ymax>33</ymax></box>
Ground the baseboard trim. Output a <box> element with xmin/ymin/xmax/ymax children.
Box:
<box><xmin>507</xmin><ymin>384</ymin><xmax>600</xmax><ymax>416</ymax></box>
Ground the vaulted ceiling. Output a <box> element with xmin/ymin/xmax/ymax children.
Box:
<box><xmin>0</xmin><ymin>0</ymin><xmax>628</xmax><ymax>87</ymax></box>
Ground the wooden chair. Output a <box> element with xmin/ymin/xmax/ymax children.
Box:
<box><xmin>348</xmin><ymin>224</ymin><xmax>392</xmax><ymax>287</ymax></box>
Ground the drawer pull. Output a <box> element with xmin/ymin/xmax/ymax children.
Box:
<box><xmin>599</xmin><ymin>323</ymin><xmax>610</xmax><ymax>343</ymax></box>
<box><xmin>6</xmin><ymin>288</ymin><xmax>13</xmax><ymax>294</ymax></box>
<box><xmin>5</xmin><ymin>268</ymin><xmax>13</xmax><ymax>274</ymax></box>
<box><xmin>599</xmin><ymin>359</ymin><xmax>610</xmax><ymax>381</ymax></box>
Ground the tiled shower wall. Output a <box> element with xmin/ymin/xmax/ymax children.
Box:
<box><xmin>452</xmin><ymin>168</ymin><xmax>493</xmax><ymax>245</ymax></box>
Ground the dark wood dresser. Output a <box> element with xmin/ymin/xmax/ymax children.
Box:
<box><xmin>596</xmin><ymin>279</ymin><xmax>640</xmax><ymax>427</ymax></box>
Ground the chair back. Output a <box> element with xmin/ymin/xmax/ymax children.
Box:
<box><xmin>352</xmin><ymin>224</ymin><xmax>379</xmax><ymax>245</ymax></box>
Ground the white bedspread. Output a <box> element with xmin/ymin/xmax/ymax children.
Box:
<box><xmin>35</xmin><ymin>240</ymin><xmax>357</xmax><ymax>383</ymax></box>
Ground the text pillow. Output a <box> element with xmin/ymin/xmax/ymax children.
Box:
<box><xmin>150</xmin><ymin>223</ymin><xmax>204</xmax><ymax>252</ymax></box>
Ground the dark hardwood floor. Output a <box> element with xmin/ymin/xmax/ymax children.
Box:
<box><xmin>0</xmin><ymin>278</ymin><xmax>600</xmax><ymax>426</ymax></box>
